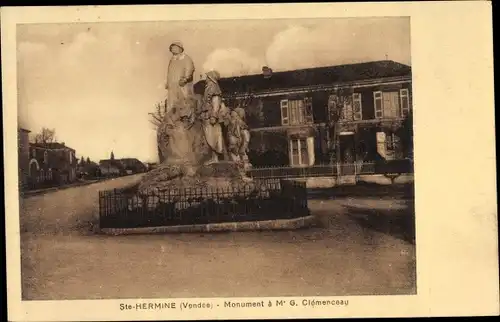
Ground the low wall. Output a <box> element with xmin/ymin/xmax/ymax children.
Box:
<box><xmin>284</xmin><ymin>174</ymin><xmax>414</xmax><ymax>189</ymax></box>
<box><xmin>357</xmin><ymin>174</ymin><xmax>414</xmax><ymax>185</ymax></box>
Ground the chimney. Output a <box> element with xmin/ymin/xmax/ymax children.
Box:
<box><xmin>262</xmin><ymin>66</ymin><xmax>272</xmax><ymax>79</ymax></box>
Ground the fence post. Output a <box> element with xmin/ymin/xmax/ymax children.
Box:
<box><xmin>98</xmin><ymin>191</ymin><xmax>102</xmax><ymax>227</ymax></box>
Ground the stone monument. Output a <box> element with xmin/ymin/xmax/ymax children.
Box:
<box><xmin>138</xmin><ymin>42</ymin><xmax>253</xmax><ymax>194</ymax></box>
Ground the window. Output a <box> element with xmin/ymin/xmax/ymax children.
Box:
<box><xmin>385</xmin><ymin>132</ymin><xmax>402</xmax><ymax>160</ymax></box>
<box><xmin>330</xmin><ymin>93</ymin><xmax>362</xmax><ymax>121</ymax></box>
<box><xmin>383</xmin><ymin>92</ymin><xmax>400</xmax><ymax>118</ymax></box>
<box><xmin>374</xmin><ymin>91</ymin><xmax>402</xmax><ymax>119</ymax></box>
<box><xmin>32</xmin><ymin>148</ymin><xmax>36</xmax><ymax>158</ymax></box>
<box><xmin>44</xmin><ymin>151</ymin><xmax>48</xmax><ymax>164</ymax></box>
<box><xmin>342</xmin><ymin>101</ymin><xmax>353</xmax><ymax>121</ymax></box>
<box><xmin>352</xmin><ymin>93</ymin><xmax>362</xmax><ymax>120</ymax></box>
<box><xmin>379</xmin><ymin>132</ymin><xmax>402</xmax><ymax>160</ymax></box>
<box><xmin>304</xmin><ymin>97</ymin><xmax>314</xmax><ymax>123</ymax></box>
<box><xmin>328</xmin><ymin>94</ymin><xmax>344</xmax><ymax>121</ymax></box>
<box><xmin>290</xmin><ymin>138</ymin><xmax>309</xmax><ymax>166</ymax></box>
<box><xmin>400</xmin><ymin>89</ymin><xmax>410</xmax><ymax>117</ymax></box>
<box><xmin>280</xmin><ymin>98</ymin><xmax>314</xmax><ymax>125</ymax></box>
<box><xmin>328</xmin><ymin>94</ymin><xmax>338</xmax><ymax>122</ymax></box>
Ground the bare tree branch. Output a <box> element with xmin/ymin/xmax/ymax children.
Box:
<box><xmin>33</xmin><ymin>127</ymin><xmax>56</xmax><ymax>144</ymax></box>
<box><xmin>327</xmin><ymin>88</ymin><xmax>353</xmax><ymax>162</ymax></box>
<box><xmin>149</xmin><ymin>101</ymin><xmax>166</xmax><ymax>129</ymax></box>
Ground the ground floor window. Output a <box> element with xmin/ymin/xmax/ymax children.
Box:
<box><xmin>289</xmin><ymin>137</ymin><xmax>315</xmax><ymax>166</ymax></box>
<box><xmin>376</xmin><ymin>131</ymin><xmax>403</xmax><ymax>160</ymax></box>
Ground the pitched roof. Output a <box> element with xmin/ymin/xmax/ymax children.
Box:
<box><xmin>194</xmin><ymin>60</ymin><xmax>411</xmax><ymax>97</ymax></box>
<box><xmin>31</xmin><ymin>142</ymin><xmax>75</xmax><ymax>151</ymax></box>
<box><xmin>99</xmin><ymin>159</ymin><xmax>125</xmax><ymax>169</ymax></box>
<box><xmin>119</xmin><ymin>158</ymin><xmax>146</xmax><ymax>169</ymax></box>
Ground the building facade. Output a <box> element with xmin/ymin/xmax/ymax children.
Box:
<box><xmin>18</xmin><ymin>128</ymin><xmax>31</xmax><ymax>188</ymax></box>
<box><xmin>98</xmin><ymin>158</ymin><xmax>146</xmax><ymax>176</ymax></box>
<box><xmin>99</xmin><ymin>159</ymin><xmax>123</xmax><ymax>176</ymax></box>
<box><xmin>27</xmin><ymin>142</ymin><xmax>78</xmax><ymax>188</ymax></box>
<box><xmin>195</xmin><ymin>60</ymin><xmax>413</xmax><ymax>167</ymax></box>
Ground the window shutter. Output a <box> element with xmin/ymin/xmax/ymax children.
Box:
<box><xmin>374</xmin><ymin>91</ymin><xmax>383</xmax><ymax>119</ymax></box>
<box><xmin>400</xmin><ymin>89</ymin><xmax>410</xmax><ymax>117</ymax></box>
<box><xmin>304</xmin><ymin>97</ymin><xmax>314</xmax><ymax>123</ymax></box>
<box><xmin>352</xmin><ymin>93</ymin><xmax>362</xmax><ymax>120</ymax></box>
<box><xmin>280</xmin><ymin>99</ymin><xmax>289</xmax><ymax>125</ymax></box>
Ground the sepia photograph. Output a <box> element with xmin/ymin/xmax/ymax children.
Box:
<box><xmin>3</xmin><ymin>2</ymin><xmax>498</xmax><ymax>321</ymax></box>
<box><xmin>16</xmin><ymin>16</ymin><xmax>415</xmax><ymax>300</ymax></box>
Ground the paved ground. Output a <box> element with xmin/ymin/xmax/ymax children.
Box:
<box><xmin>19</xmin><ymin>174</ymin><xmax>416</xmax><ymax>300</ymax></box>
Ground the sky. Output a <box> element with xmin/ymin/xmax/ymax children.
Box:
<box><xmin>17</xmin><ymin>17</ymin><xmax>411</xmax><ymax>163</ymax></box>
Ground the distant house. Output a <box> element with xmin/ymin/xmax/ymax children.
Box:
<box><xmin>194</xmin><ymin>60</ymin><xmax>413</xmax><ymax>167</ymax></box>
<box><xmin>119</xmin><ymin>158</ymin><xmax>147</xmax><ymax>174</ymax></box>
<box><xmin>28</xmin><ymin>141</ymin><xmax>78</xmax><ymax>187</ymax></box>
<box><xmin>77</xmin><ymin>161</ymin><xmax>101</xmax><ymax>178</ymax></box>
<box><xmin>98</xmin><ymin>158</ymin><xmax>146</xmax><ymax>176</ymax></box>
<box><xmin>98</xmin><ymin>159</ymin><xmax>124</xmax><ymax>176</ymax></box>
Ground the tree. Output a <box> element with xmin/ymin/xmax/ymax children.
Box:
<box><xmin>80</xmin><ymin>156</ymin><xmax>85</xmax><ymax>166</ymax></box>
<box><xmin>33</xmin><ymin>127</ymin><xmax>56</xmax><ymax>144</ymax></box>
<box><xmin>326</xmin><ymin>88</ymin><xmax>352</xmax><ymax>163</ymax></box>
<box><xmin>86</xmin><ymin>157</ymin><xmax>91</xmax><ymax>164</ymax></box>
<box><xmin>236</xmin><ymin>94</ymin><xmax>261</xmax><ymax>127</ymax></box>
<box><xmin>149</xmin><ymin>100</ymin><xmax>167</xmax><ymax>129</ymax></box>
<box><xmin>110</xmin><ymin>151</ymin><xmax>115</xmax><ymax>160</ymax></box>
<box><xmin>396</xmin><ymin>110</ymin><xmax>414</xmax><ymax>159</ymax></box>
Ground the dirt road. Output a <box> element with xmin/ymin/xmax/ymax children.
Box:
<box><xmin>19</xmin><ymin>175</ymin><xmax>416</xmax><ymax>300</ymax></box>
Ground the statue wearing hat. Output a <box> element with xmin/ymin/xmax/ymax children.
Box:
<box><xmin>165</xmin><ymin>41</ymin><xmax>196</xmax><ymax>122</ymax></box>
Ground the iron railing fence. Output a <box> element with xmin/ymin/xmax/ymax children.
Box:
<box><xmin>99</xmin><ymin>178</ymin><xmax>309</xmax><ymax>229</ymax></box>
<box><xmin>248</xmin><ymin>159</ymin><xmax>413</xmax><ymax>179</ymax></box>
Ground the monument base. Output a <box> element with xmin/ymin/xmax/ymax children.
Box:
<box><xmin>137</xmin><ymin>161</ymin><xmax>252</xmax><ymax>194</ymax></box>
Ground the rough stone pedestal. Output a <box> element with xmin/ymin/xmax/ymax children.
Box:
<box><xmin>137</xmin><ymin>161</ymin><xmax>253</xmax><ymax>194</ymax></box>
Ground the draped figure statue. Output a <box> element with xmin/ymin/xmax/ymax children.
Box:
<box><xmin>198</xmin><ymin>71</ymin><xmax>229</xmax><ymax>165</ymax></box>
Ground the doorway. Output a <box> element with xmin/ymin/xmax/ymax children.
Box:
<box><xmin>339</xmin><ymin>134</ymin><xmax>355</xmax><ymax>163</ymax></box>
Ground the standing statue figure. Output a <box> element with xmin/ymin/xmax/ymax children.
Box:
<box><xmin>199</xmin><ymin>71</ymin><xmax>229</xmax><ymax>165</ymax></box>
<box><xmin>165</xmin><ymin>41</ymin><xmax>196</xmax><ymax>124</ymax></box>
<box><xmin>227</xmin><ymin>107</ymin><xmax>252</xmax><ymax>169</ymax></box>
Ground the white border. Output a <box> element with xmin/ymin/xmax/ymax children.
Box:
<box><xmin>3</xmin><ymin>2</ymin><xmax>498</xmax><ymax>320</ymax></box>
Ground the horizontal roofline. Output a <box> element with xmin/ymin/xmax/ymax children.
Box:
<box><xmin>223</xmin><ymin>76</ymin><xmax>412</xmax><ymax>99</ymax></box>
<box><xmin>30</xmin><ymin>143</ymin><xmax>75</xmax><ymax>151</ymax></box>
<box><xmin>219</xmin><ymin>60</ymin><xmax>410</xmax><ymax>80</ymax></box>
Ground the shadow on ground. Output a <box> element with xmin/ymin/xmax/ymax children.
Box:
<box><xmin>307</xmin><ymin>182</ymin><xmax>414</xmax><ymax>199</ymax></box>
<box><xmin>344</xmin><ymin>199</ymin><xmax>415</xmax><ymax>244</ymax></box>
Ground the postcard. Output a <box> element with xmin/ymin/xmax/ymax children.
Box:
<box><xmin>2</xmin><ymin>2</ymin><xmax>498</xmax><ymax>321</ymax></box>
